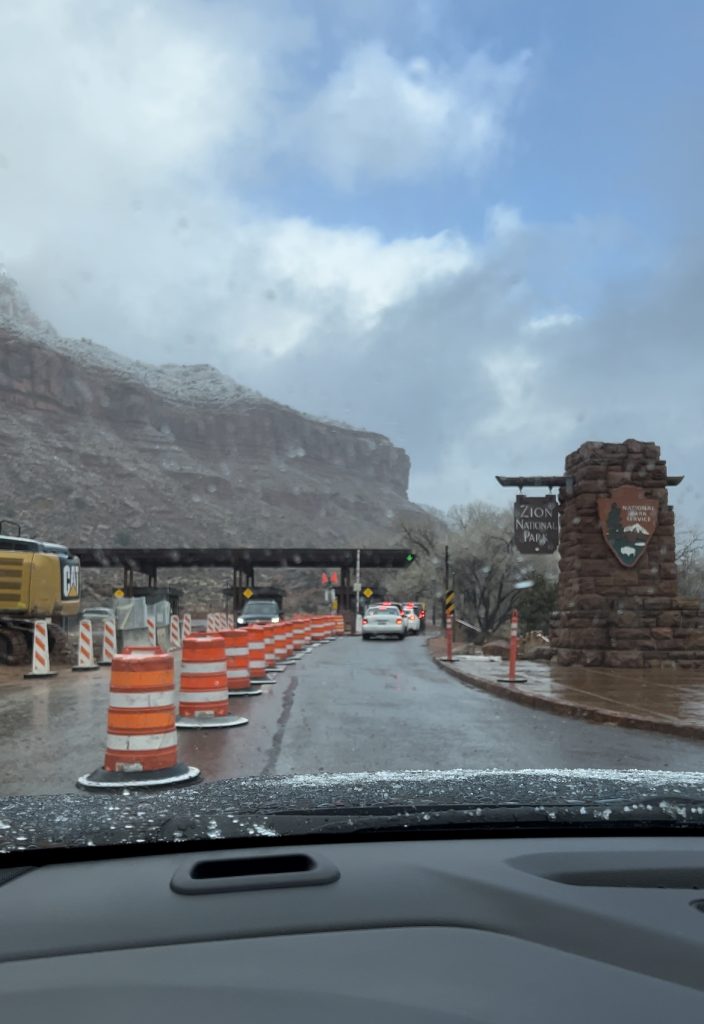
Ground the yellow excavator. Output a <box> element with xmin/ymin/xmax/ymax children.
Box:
<box><xmin>0</xmin><ymin>521</ymin><xmax>81</xmax><ymax>665</ymax></box>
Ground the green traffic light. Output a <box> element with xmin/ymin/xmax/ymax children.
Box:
<box><xmin>405</xmin><ymin>552</ymin><xmax>415</xmax><ymax>562</ymax></box>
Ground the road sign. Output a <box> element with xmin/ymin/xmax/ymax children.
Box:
<box><xmin>445</xmin><ymin>590</ymin><xmax>456</xmax><ymax>616</ymax></box>
<box><xmin>514</xmin><ymin>496</ymin><xmax>559</xmax><ymax>554</ymax></box>
<box><xmin>242</xmin><ymin>587</ymin><xmax>254</xmax><ymax>599</ymax></box>
<box><xmin>362</xmin><ymin>587</ymin><xmax>374</xmax><ymax>599</ymax></box>
<box><xmin>112</xmin><ymin>588</ymin><xmax>125</xmax><ymax>598</ymax></box>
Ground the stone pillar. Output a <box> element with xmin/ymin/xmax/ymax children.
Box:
<box><xmin>554</xmin><ymin>440</ymin><xmax>704</xmax><ymax>669</ymax></box>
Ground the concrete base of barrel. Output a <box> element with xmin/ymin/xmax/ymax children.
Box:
<box><xmin>77</xmin><ymin>763</ymin><xmax>200</xmax><ymax>790</ymax></box>
<box><xmin>176</xmin><ymin>713</ymin><xmax>248</xmax><ymax>728</ymax></box>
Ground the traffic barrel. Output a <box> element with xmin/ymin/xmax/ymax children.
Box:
<box><xmin>170</xmin><ymin>615</ymin><xmax>181</xmax><ymax>650</ymax></box>
<box><xmin>72</xmin><ymin>618</ymin><xmax>99</xmax><ymax>672</ymax></box>
<box><xmin>24</xmin><ymin>620</ymin><xmax>57</xmax><ymax>678</ymax></box>
<box><xmin>335</xmin><ymin>615</ymin><xmax>345</xmax><ymax>636</ymax></box>
<box><xmin>99</xmin><ymin>617</ymin><xmax>117</xmax><ymax>666</ymax></box>
<box><xmin>311</xmin><ymin>617</ymin><xmax>327</xmax><ymax>644</ymax></box>
<box><xmin>271</xmin><ymin>624</ymin><xmax>288</xmax><ymax>671</ymax></box>
<box><xmin>221</xmin><ymin>628</ymin><xmax>262</xmax><ymax>697</ymax></box>
<box><xmin>176</xmin><ymin>635</ymin><xmax>248</xmax><ymax>728</ymax></box>
<box><xmin>77</xmin><ymin>648</ymin><xmax>199</xmax><ymax>789</ymax></box>
<box><xmin>248</xmin><ymin>625</ymin><xmax>272</xmax><ymax>683</ymax></box>
<box><xmin>262</xmin><ymin>623</ymin><xmax>276</xmax><ymax>670</ymax></box>
<box><xmin>182</xmin><ymin>613</ymin><xmax>192</xmax><ymax>639</ymax></box>
<box><xmin>292</xmin><ymin>619</ymin><xmax>306</xmax><ymax>653</ymax></box>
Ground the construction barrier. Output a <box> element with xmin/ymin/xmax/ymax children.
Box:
<box><xmin>77</xmin><ymin>648</ymin><xmax>199</xmax><ymax>789</ymax></box>
<box><xmin>182</xmin><ymin>613</ymin><xmax>192</xmax><ymax>639</ymax></box>
<box><xmin>24</xmin><ymin>620</ymin><xmax>57</xmax><ymax>679</ymax></box>
<box><xmin>170</xmin><ymin>615</ymin><xmax>181</xmax><ymax>650</ymax></box>
<box><xmin>248</xmin><ymin>625</ymin><xmax>271</xmax><ymax>682</ymax></box>
<box><xmin>221</xmin><ymin>628</ymin><xmax>262</xmax><ymax>697</ymax></box>
<box><xmin>72</xmin><ymin>618</ymin><xmax>99</xmax><ymax>672</ymax></box>
<box><xmin>311</xmin><ymin>618</ymin><xmax>327</xmax><ymax>644</ymax></box>
<box><xmin>147</xmin><ymin>617</ymin><xmax>157</xmax><ymax>647</ymax></box>
<box><xmin>272</xmin><ymin>624</ymin><xmax>288</xmax><ymax>670</ymax></box>
<box><xmin>227</xmin><ymin>613</ymin><xmax>235</xmax><ymax>628</ymax></box>
<box><xmin>335</xmin><ymin>615</ymin><xmax>345</xmax><ymax>636</ymax></box>
<box><xmin>176</xmin><ymin>634</ymin><xmax>248</xmax><ymax>728</ymax></box>
<box><xmin>206</xmin><ymin>613</ymin><xmax>217</xmax><ymax>633</ymax></box>
<box><xmin>99</xmin><ymin>618</ymin><xmax>117</xmax><ymax>666</ymax></box>
<box><xmin>292</xmin><ymin>619</ymin><xmax>306</xmax><ymax>653</ymax></box>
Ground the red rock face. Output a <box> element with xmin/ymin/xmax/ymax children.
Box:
<box><xmin>0</xmin><ymin>283</ymin><xmax>425</xmax><ymax>550</ymax></box>
<box><xmin>552</xmin><ymin>440</ymin><xmax>704</xmax><ymax>668</ymax></box>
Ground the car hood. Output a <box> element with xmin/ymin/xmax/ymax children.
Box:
<box><xmin>2</xmin><ymin>770</ymin><xmax>704</xmax><ymax>854</ymax></box>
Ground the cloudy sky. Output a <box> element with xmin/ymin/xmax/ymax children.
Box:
<box><xmin>1</xmin><ymin>0</ymin><xmax>703</xmax><ymax>521</ymax></box>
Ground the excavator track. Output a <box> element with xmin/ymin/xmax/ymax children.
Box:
<box><xmin>0</xmin><ymin>627</ymin><xmax>30</xmax><ymax>666</ymax></box>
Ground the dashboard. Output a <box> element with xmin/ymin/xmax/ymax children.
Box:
<box><xmin>3</xmin><ymin>834</ymin><xmax>704</xmax><ymax>1021</ymax></box>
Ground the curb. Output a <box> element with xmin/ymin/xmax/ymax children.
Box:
<box><xmin>431</xmin><ymin>651</ymin><xmax>704</xmax><ymax>742</ymax></box>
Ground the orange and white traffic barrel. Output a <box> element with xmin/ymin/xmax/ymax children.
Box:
<box><xmin>262</xmin><ymin>623</ymin><xmax>276</xmax><ymax>670</ymax></box>
<box><xmin>77</xmin><ymin>648</ymin><xmax>199</xmax><ymax>789</ymax></box>
<box><xmin>335</xmin><ymin>614</ymin><xmax>345</xmax><ymax>636</ymax></box>
<box><xmin>72</xmin><ymin>618</ymin><xmax>99</xmax><ymax>672</ymax></box>
<box><xmin>24</xmin><ymin>620</ymin><xmax>57</xmax><ymax>678</ymax></box>
<box><xmin>270</xmin><ymin>624</ymin><xmax>288</xmax><ymax>671</ymax></box>
<box><xmin>248</xmin><ymin>625</ymin><xmax>272</xmax><ymax>683</ymax></box>
<box><xmin>98</xmin><ymin>617</ymin><xmax>117</xmax><ymax>666</ymax></box>
<box><xmin>220</xmin><ymin>628</ymin><xmax>262</xmax><ymax>697</ymax></box>
<box><xmin>176</xmin><ymin>634</ymin><xmax>248</xmax><ymax>728</ymax></box>
<box><xmin>182</xmin><ymin>613</ymin><xmax>192</xmax><ymax>639</ymax></box>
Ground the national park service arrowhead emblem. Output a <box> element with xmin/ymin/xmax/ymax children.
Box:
<box><xmin>597</xmin><ymin>484</ymin><xmax>659</xmax><ymax>567</ymax></box>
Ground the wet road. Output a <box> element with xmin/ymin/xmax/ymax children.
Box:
<box><xmin>1</xmin><ymin>636</ymin><xmax>703</xmax><ymax>796</ymax></box>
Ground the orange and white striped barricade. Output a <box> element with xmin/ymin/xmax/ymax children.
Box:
<box><xmin>218</xmin><ymin>613</ymin><xmax>227</xmax><ymax>631</ymax></box>
<box><xmin>98</xmin><ymin>617</ymin><xmax>117</xmax><ymax>666</ymax></box>
<box><xmin>176</xmin><ymin>634</ymin><xmax>247</xmax><ymax>728</ymax></box>
<box><xmin>248</xmin><ymin>625</ymin><xmax>273</xmax><ymax>684</ymax></box>
<box><xmin>77</xmin><ymin>648</ymin><xmax>199</xmax><ymax>789</ymax></box>
<box><xmin>72</xmin><ymin>618</ymin><xmax>99</xmax><ymax>671</ymax></box>
<box><xmin>227</xmin><ymin>613</ymin><xmax>235</xmax><ymax>628</ymax></box>
<box><xmin>169</xmin><ymin>615</ymin><xmax>181</xmax><ymax>650</ymax></box>
<box><xmin>206</xmin><ymin>613</ymin><xmax>217</xmax><ymax>633</ymax></box>
<box><xmin>182</xmin><ymin>613</ymin><xmax>192</xmax><ymax>639</ymax></box>
<box><xmin>24</xmin><ymin>620</ymin><xmax>57</xmax><ymax>678</ymax></box>
<box><xmin>146</xmin><ymin>616</ymin><xmax>157</xmax><ymax>647</ymax></box>
<box><xmin>221</xmin><ymin>628</ymin><xmax>262</xmax><ymax>697</ymax></box>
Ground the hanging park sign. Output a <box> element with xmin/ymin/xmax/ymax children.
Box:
<box><xmin>597</xmin><ymin>484</ymin><xmax>659</xmax><ymax>568</ymax></box>
<box><xmin>513</xmin><ymin>496</ymin><xmax>559</xmax><ymax>554</ymax></box>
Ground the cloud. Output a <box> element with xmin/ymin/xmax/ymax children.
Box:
<box><xmin>524</xmin><ymin>311</ymin><xmax>581</xmax><ymax>333</ymax></box>
<box><xmin>1</xmin><ymin>1</ymin><xmax>703</xmax><ymax>530</ymax></box>
<box><xmin>287</xmin><ymin>41</ymin><xmax>531</xmax><ymax>187</ymax></box>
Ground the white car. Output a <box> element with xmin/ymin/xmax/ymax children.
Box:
<box><xmin>361</xmin><ymin>604</ymin><xmax>406</xmax><ymax>641</ymax></box>
<box><xmin>402</xmin><ymin>608</ymin><xmax>421</xmax><ymax>635</ymax></box>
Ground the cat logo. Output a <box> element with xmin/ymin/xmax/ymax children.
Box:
<box><xmin>62</xmin><ymin>563</ymin><xmax>81</xmax><ymax>600</ymax></box>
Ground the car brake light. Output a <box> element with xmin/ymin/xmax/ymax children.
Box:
<box><xmin>362</xmin><ymin>618</ymin><xmax>368</xmax><ymax>625</ymax></box>
<box><xmin>396</xmin><ymin>617</ymin><xmax>403</xmax><ymax>624</ymax></box>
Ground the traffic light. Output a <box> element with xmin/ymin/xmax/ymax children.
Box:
<box><xmin>405</xmin><ymin>552</ymin><xmax>415</xmax><ymax>563</ymax></box>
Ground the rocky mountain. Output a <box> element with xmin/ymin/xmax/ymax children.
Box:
<box><xmin>0</xmin><ymin>272</ymin><xmax>428</xmax><ymax>552</ymax></box>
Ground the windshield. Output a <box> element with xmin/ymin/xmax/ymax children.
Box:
<box><xmin>2</xmin><ymin>0</ymin><xmax>704</xmax><ymax>853</ymax></box>
<box><xmin>242</xmin><ymin>602</ymin><xmax>279</xmax><ymax>615</ymax></box>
